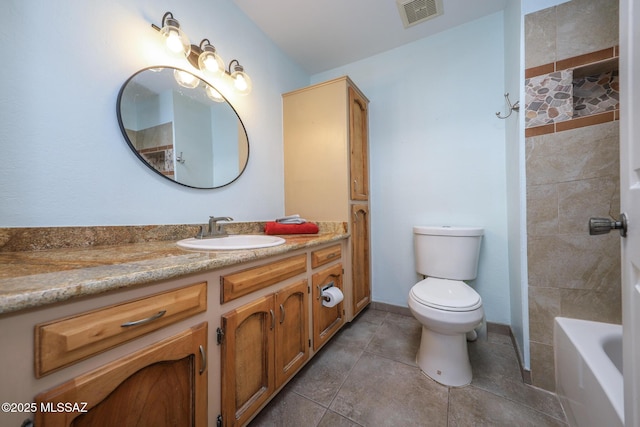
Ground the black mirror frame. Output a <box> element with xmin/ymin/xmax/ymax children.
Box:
<box><xmin>116</xmin><ymin>66</ymin><xmax>250</xmax><ymax>189</ymax></box>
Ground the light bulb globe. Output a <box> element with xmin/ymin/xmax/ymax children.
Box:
<box><xmin>160</xmin><ymin>18</ymin><xmax>190</xmax><ymax>57</ymax></box>
<box><xmin>230</xmin><ymin>67</ymin><xmax>252</xmax><ymax>96</ymax></box>
<box><xmin>205</xmin><ymin>85</ymin><xmax>226</xmax><ymax>103</ymax></box>
<box><xmin>198</xmin><ymin>50</ymin><xmax>224</xmax><ymax>77</ymax></box>
<box><xmin>173</xmin><ymin>70</ymin><xmax>199</xmax><ymax>89</ymax></box>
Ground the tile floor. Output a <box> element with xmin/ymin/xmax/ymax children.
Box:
<box><xmin>249</xmin><ymin>308</ymin><xmax>567</xmax><ymax>427</ymax></box>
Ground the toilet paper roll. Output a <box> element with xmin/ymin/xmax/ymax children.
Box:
<box><xmin>321</xmin><ymin>287</ymin><xmax>344</xmax><ymax>308</ymax></box>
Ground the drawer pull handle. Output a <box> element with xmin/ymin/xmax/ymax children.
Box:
<box><xmin>120</xmin><ymin>310</ymin><xmax>167</xmax><ymax>328</ymax></box>
<box><xmin>270</xmin><ymin>309</ymin><xmax>275</xmax><ymax>330</ymax></box>
<box><xmin>279</xmin><ymin>304</ymin><xmax>285</xmax><ymax>324</ymax></box>
<box><xmin>199</xmin><ymin>345</ymin><xmax>207</xmax><ymax>375</ymax></box>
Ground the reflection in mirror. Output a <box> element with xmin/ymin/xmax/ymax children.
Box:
<box><xmin>117</xmin><ymin>66</ymin><xmax>249</xmax><ymax>189</ymax></box>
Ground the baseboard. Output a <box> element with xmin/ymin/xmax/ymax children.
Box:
<box><xmin>369</xmin><ymin>301</ymin><xmax>411</xmax><ymax>317</ymax></box>
<box><xmin>487</xmin><ymin>321</ymin><xmax>531</xmax><ymax>385</ymax></box>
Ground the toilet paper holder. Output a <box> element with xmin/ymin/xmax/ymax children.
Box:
<box><xmin>318</xmin><ymin>282</ymin><xmax>335</xmax><ymax>301</ymax></box>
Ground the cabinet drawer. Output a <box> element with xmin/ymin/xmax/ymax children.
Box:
<box><xmin>221</xmin><ymin>254</ymin><xmax>307</xmax><ymax>303</ymax></box>
<box><xmin>311</xmin><ymin>244</ymin><xmax>342</xmax><ymax>269</ymax></box>
<box><xmin>35</xmin><ymin>282</ymin><xmax>207</xmax><ymax>377</ymax></box>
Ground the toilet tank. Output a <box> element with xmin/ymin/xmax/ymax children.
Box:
<box><xmin>413</xmin><ymin>226</ymin><xmax>484</xmax><ymax>280</ymax></box>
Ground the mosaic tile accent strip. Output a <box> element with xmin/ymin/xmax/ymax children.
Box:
<box><xmin>573</xmin><ymin>71</ymin><xmax>619</xmax><ymax>118</ymax></box>
<box><xmin>525</xmin><ymin>70</ymin><xmax>574</xmax><ymax>128</ymax></box>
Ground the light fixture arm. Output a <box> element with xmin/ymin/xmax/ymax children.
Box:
<box><xmin>151</xmin><ymin>11</ymin><xmax>175</xmax><ymax>32</ymax></box>
<box><xmin>227</xmin><ymin>59</ymin><xmax>241</xmax><ymax>75</ymax></box>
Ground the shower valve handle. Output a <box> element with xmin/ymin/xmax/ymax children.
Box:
<box><xmin>589</xmin><ymin>214</ymin><xmax>627</xmax><ymax>237</ymax></box>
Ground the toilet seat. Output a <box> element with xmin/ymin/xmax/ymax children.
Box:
<box><xmin>410</xmin><ymin>277</ymin><xmax>482</xmax><ymax>312</ymax></box>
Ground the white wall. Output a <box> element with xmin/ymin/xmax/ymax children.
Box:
<box><xmin>0</xmin><ymin>0</ymin><xmax>308</xmax><ymax>226</ymax></box>
<box><xmin>312</xmin><ymin>12</ymin><xmax>512</xmax><ymax>323</ymax></box>
<box><xmin>2</xmin><ymin>1</ymin><xmax>515</xmax><ymax>324</ymax></box>
<box><xmin>522</xmin><ymin>0</ymin><xmax>571</xmax><ymax>15</ymax></box>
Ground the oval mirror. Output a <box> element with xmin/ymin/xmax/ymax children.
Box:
<box><xmin>117</xmin><ymin>66</ymin><xmax>249</xmax><ymax>189</ymax></box>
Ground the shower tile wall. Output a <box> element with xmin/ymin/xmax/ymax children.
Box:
<box><xmin>524</xmin><ymin>70</ymin><xmax>573</xmax><ymax>128</ymax></box>
<box><xmin>524</xmin><ymin>0</ymin><xmax>620</xmax><ymax>392</ymax></box>
<box><xmin>126</xmin><ymin>122</ymin><xmax>175</xmax><ymax>177</ymax></box>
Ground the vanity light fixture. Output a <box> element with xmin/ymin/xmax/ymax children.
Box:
<box><xmin>153</xmin><ymin>12</ymin><xmax>191</xmax><ymax>57</ymax></box>
<box><xmin>152</xmin><ymin>12</ymin><xmax>253</xmax><ymax>96</ymax></box>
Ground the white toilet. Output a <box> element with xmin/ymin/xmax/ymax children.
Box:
<box><xmin>408</xmin><ymin>225</ymin><xmax>485</xmax><ymax>387</ymax></box>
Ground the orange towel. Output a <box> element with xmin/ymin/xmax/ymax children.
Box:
<box><xmin>265</xmin><ymin>222</ymin><xmax>319</xmax><ymax>235</ymax></box>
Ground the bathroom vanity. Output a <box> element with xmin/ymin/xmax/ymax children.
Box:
<box><xmin>0</xmin><ymin>224</ymin><xmax>354</xmax><ymax>427</ymax></box>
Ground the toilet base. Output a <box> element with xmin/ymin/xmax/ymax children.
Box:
<box><xmin>416</xmin><ymin>326</ymin><xmax>473</xmax><ymax>387</ymax></box>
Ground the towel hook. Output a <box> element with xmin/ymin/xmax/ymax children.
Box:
<box><xmin>496</xmin><ymin>93</ymin><xmax>520</xmax><ymax>119</ymax></box>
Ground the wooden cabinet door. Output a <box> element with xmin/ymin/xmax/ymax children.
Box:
<box><xmin>349</xmin><ymin>86</ymin><xmax>369</xmax><ymax>201</ymax></box>
<box><xmin>312</xmin><ymin>264</ymin><xmax>344</xmax><ymax>351</ymax></box>
<box><xmin>221</xmin><ymin>295</ymin><xmax>275</xmax><ymax>427</ymax></box>
<box><xmin>275</xmin><ymin>280</ymin><xmax>309</xmax><ymax>388</ymax></box>
<box><xmin>34</xmin><ymin>323</ymin><xmax>208</xmax><ymax>427</ymax></box>
<box><xmin>352</xmin><ymin>204</ymin><xmax>371</xmax><ymax>317</ymax></box>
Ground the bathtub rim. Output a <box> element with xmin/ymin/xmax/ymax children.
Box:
<box><xmin>554</xmin><ymin>316</ymin><xmax>624</xmax><ymax>426</ymax></box>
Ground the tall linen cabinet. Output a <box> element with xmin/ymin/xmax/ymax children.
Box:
<box><xmin>283</xmin><ymin>76</ymin><xmax>371</xmax><ymax>319</ymax></box>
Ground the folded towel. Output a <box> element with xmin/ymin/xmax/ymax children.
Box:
<box><xmin>275</xmin><ymin>214</ymin><xmax>307</xmax><ymax>224</ymax></box>
<box><xmin>265</xmin><ymin>222</ymin><xmax>319</xmax><ymax>235</ymax></box>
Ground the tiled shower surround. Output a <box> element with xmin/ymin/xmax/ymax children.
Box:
<box><xmin>573</xmin><ymin>70</ymin><xmax>619</xmax><ymax>117</ymax></box>
<box><xmin>125</xmin><ymin>122</ymin><xmax>175</xmax><ymax>176</ymax></box>
<box><xmin>525</xmin><ymin>70</ymin><xmax>573</xmax><ymax>128</ymax></box>
<box><xmin>525</xmin><ymin>69</ymin><xmax>619</xmax><ymax>128</ymax></box>
<box><xmin>524</xmin><ymin>0</ymin><xmax>620</xmax><ymax>393</ymax></box>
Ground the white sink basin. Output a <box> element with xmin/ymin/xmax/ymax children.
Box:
<box><xmin>177</xmin><ymin>235</ymin><xmax>286</xmax><ymax>250</ymax></box>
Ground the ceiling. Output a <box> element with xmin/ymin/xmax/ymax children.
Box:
<box><xmin>233</xmin><ymin>0</ymin><xmax>507</xmax><ymax>74</ymax></box>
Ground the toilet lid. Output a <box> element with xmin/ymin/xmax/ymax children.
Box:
<box><xmin>411</xmin><ymin>278</ymin><xmax>482</xmax><ymax>312</ymax></box>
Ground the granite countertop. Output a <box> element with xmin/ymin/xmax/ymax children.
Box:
<box><xmin>0</xmin><ymin>223</ymin><xmax>348</xmax><ymax>315</ymax></box>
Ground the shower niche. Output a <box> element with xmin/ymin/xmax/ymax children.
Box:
<box><xmin>571</xmin><ymin>58</ymin><xmax>619</xmax><ymax>118</ymax></box>
<box><xmin>524</xmin><ymin>55</ymin><xmax>619</xmax><ymax>130</ymax></box>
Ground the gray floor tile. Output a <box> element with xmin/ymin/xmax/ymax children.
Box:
<box><xmin>288</xmin><ymin>339</ymin><xmax>363</xmax><ymax>407</ymax></box>
<box><xmin>448</xmin><ymin>386</ymin><xmax>567</xmax><ymax>427</ymax></box>
<box><xmin>468</xmin><ymin>335</ymin><xmax>523</xmax><ymax>382</ymax></box>
<box><xmin>365</xmin><ymin>312</ymin><xmax>421</xmax><ymax>366</ymax></box>
<box><xmin>250</xmin><ymin>309</ymin><xmax>568</xmax><ymax>427</ymax></box>
<box><xmin>317</xmin><ymin>410</ymin><xmax>364</xmax><ymax>427</ymax></box>
<box><xmin>353</xmin><ymin>307</ymin><xmax>389</xmax><ymax>325</ymax></box>
<box><xmin>332</xmin><ymin>314</ymin><xmax>381</xmax><ymax>349</ymax></box>
<box><xmin>330</xmin><ymin>352</ymin><xmax>449</xmax><ymax>427</ymax></box>
<box><xmin>248</xmin><ymin>389</ymin><xmax>326</xmax><ymax>427</ymax></box>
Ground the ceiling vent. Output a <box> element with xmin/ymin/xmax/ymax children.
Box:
<box><xmin>396</xmin><ymin>0</ymin><xmax>444</xmax><ymax>29</ymax></box>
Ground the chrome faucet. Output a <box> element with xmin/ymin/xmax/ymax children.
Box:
<box><xmin>196</xmin><ymin>216</ymin><xmax>233</xmax><ymax>239</ymax></box>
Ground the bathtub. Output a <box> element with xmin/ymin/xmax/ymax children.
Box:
<box><xmin>554</xmin><ymin>317</ymin><xmax>623</xmax><ymax>427</ymax></box>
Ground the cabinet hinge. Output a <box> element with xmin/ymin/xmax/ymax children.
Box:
<box><xmin>308</xmin><ymin>286</ymin><xmax>311</xmax><ymax>294</ymax></box>
<box><xmin>216</xmin><ymin>327</ymin><xmax>225</xmax><ymax>345</ymax></box>
<box><xmin>217</xmin><ymin>414</ymin><xmax>223</xmax><ymax>427</ymax></box>
<box><xmin>309</xmin><ymin>339</ymin><xmax>311</xmax><ymax>348</ymax></box>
